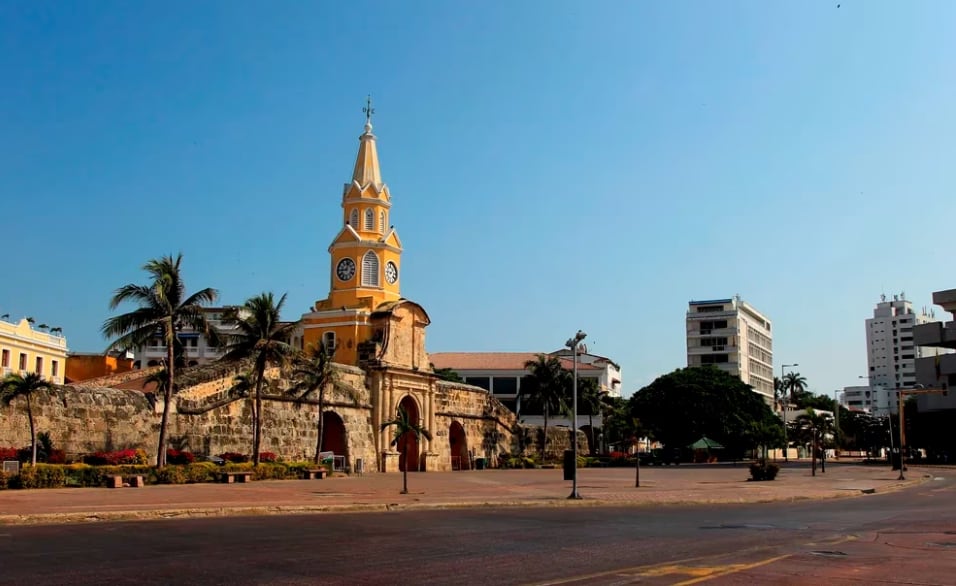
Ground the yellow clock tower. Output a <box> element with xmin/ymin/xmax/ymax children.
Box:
<box><xmin>301</xmin><ymin>100</ymin><xmax>404</xmax><ymax>365</ymax></box>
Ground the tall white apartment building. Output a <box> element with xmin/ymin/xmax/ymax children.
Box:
<box><xmin>865</xmin><ymin>293</ymin><xmax>941</xmax><ymax>398</ymax></box>
<box><xmin>129</xmin><ymin>307</ymin><xmax>245</xmax><ymax>369</ymax></box>
<box><xmin>686</xmin><ymin>296</ymin><xmax>774</xmax><ymax>401</ymax></box>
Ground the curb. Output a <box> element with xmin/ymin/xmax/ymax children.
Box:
<box><xmin>0</xmin><ymin>477</ymin><xmax>929</xmax><ymax>526</ymax></box>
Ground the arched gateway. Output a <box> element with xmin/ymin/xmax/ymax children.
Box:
<box><xmin>449</xmin><ymin>421</ymin><xmax>469</xmax><ymax>470</ymax></box>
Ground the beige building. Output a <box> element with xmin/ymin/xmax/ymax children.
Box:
<box><xmin>0</xmin><ymin>317</ymin><xmax>69</xmax><ymax>384</ymax></box>
<box><xmin>686</xmin><ymin>296</ymin><xmax>774</xmax><ymax>401</ymax></box>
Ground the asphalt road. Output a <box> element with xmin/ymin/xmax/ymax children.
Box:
<box><xmin>1</xmin><ymin>475</ymin><xmax>953</xmax><ymax>585</ymax></box>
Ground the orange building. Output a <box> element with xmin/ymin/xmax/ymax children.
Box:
<box><xmin>300</xmin><ymin>108</ymin><xmax>405</xmax><ymax>365</ymax></box>
<box><xmin>65</xmin><ymin>352</ymin><xmax>135</xmax><ymax>383</ymax></box>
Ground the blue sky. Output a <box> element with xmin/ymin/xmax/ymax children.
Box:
<box><xmin>2</xmin><ymin>1</ymin><xmax>954</xmax><ymax>397</ymax></box>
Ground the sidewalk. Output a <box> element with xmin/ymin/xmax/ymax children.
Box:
<box><xmin>0</xmin><ymin>462</ymin><xmax>937</xmax><ymax>525</ymax></box>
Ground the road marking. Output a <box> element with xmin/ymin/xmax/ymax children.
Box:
<box><xmin>670</xmin><ymin>555</ymin><xmax>791</xmax><ymax>585</ymax></box>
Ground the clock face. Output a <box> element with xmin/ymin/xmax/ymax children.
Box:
<box><xmin>385</xmin><ymin>261</ymin><xmax>398</xmax><ymax>284</ymax></box>
<box><xmin>336</xmin><ymin>258</ymin><xmax>356</xmax><ymax>281</ymax></box>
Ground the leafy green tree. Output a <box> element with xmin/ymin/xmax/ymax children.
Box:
<box><xmin>793</xmin><ymin>391</ymin><xmax>836</xmax><ymax>412</ymax></box>
<box><xmin>520</xmin><ymin>354</ymin><xmax>571</xmax><ymax>457</ymax></box>
<box><xmin>1</xmin><ymin>372</ymin><xmax>55</xmax><ymax>465</ymax></box>
<box><xmin>432</xmin><ymin>366</ymin><xmax>464</xmax><ymax>383</ymax></box>
<box><xmin>380</xmin><ymin>406</ymin><xmax>433</xmax><ymax>494</ymax></box>
<box><xmin>578</xmin><ymin>378</ymin><xmax>603</xmax><ymax>455</ymax></box>
<box><xmin>290</xmin><ymin>343</ymin><xmax>359</xmax><ymax>464</ymax></box>
<box><xmin>629</xmin><ymin>366</ymin><xmax>783</xmax><ymax>460</ymax></box>
<box><xmin>221</xmin><ymin>292</ymin><xmax>297</xmax><ymax>466</ymax></box>
<box><xmin>773</xmin><ymin>377</ymin><xmax>787</xmax><ymax>411</ymax></box>
<box><xmin>102</xmin><ymin>253</ymin><xmax>219</xmax><ymax>467</ymax></box>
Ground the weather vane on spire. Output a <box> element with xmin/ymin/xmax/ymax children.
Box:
<box><xmin>363</xmin><ymin>95</ymin><xmax>375</xmax><ymax>125</ymax></box>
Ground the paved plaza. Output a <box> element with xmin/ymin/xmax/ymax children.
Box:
<box><xmin>0</xmin><ymin>461</ymin><xmax>936</xmax><ymax>525</ymax></box>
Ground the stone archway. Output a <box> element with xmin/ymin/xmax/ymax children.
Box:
<box><xmin>449</xmin><ymin>421</ymin><xmax>469</xmax><ymax>470</ymax></box>
<box><xmin>321</xmin><ymin>411</ymin><xmax>348</xmax><ymax>460</ymax></box>
<box><xmin>397</xmin><ymin>395</ymin><xmax>421</xmax><ymax>472</ymax></box>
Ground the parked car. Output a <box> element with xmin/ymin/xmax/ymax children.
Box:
<box><xmin>204</xmin><ymin>455</ymin><xmax>226</xmax><ymax>466</ymax></box>
<box><xmin>650</xmin><ymin>448</ymin><xmax>681</xmax><ymax>466</ymax></box>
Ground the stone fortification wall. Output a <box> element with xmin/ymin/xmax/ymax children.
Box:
<box><xmin>2</xmin><ymin>362</ymin><xmax>562</xmax><ymax>472</ymax></box>
<box><xmin>0</xmin><ymin>386</ymin><xmax>156</xmax><ymax>456</ymax></box>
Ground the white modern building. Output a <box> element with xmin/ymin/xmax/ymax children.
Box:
<box><xmin>840</xmin><ymin>385</ymin><xmax>880</xmax><ymax>413</ymax></box>
<box><xmin>686</xmin><ymin>296</ymin><xmax>774</xmax><ymax>402</ymax></box>
<box><xmin>128</xmin><ymin>307</ymin><xmax>246</xmax><ymax>369</ymax></box>
<box><xmin>865</xmin><ymin>293</ymin><xmax>943</xmax><ymax>390</ymax></box>
<box><xmin>428</xmin><ymin>349</ymin><xmax>622</xmax><ymax>429</ymax></box>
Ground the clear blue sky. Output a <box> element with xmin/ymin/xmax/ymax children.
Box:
<box><xmin>2</xmin><ymin>1</ymin><xmax>954</xmax><ymax>397</ymax></box>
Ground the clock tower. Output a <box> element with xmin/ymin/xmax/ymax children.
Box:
<box><xmin>301</xmin><ymin>100</ymin><xmax>404</xmax><ymax>365</ymax></box>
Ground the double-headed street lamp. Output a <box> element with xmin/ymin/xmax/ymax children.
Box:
<box><xmin>566</xmin><ymin>330</ymin><xmax>587</xmax><ymax>500</ymax></box>
<box><xmin>781</xmin><ymin>363</ymin><xmax>798</xmax><ymax>463</ymax></box>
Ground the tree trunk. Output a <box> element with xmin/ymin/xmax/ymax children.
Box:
<box><xmin>401</xmin><ymin>437</ymin><xmax>408</xmax><ymax>494</ymax></box>
<box><xmin>157</xmin><ymin>333</ymin><xmax>175</xmax><ymax>468</ymax></box>
<box><xmin>542</xmin><ymin>407</ymin><xmax>549</xmax><ymax>461</ymax></box>
<box><xmin>253</xmin><ymin>371</ymin><xmax>264</xmax><ymax>466</ymax></box>
<box><xmin>588</xmin><ymin>413</ymin><xmax>594</xmax><ymax>455</ymax></box>
<box><xmin>27</xmin><ymin>395</ymin><xmax>36</xmax><ymax>466</ymax></box>
<box><xmin>314</xmin><ymin>389</ymin><xmax>325</xmax><ymax>465</ymax></box>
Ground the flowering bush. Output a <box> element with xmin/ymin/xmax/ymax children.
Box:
<box><xmin>259</xmin><ymin>452</ymin><xmax>278</xmax><ymax>463</ymax></box>
<box><xmin>166</xmin><ymin>449</ymin><xmax>196</xmax><ymax>465</ymax></box>
<box><xmin>0</xmin><ymin>447</ymin><xmax>18</xmax><ymax>461</ymax></box>
<box><xmin>83</xmin><ymin>449</ymin><xmax>149</xmax><ymax>466</ymax></box>
<box><xmin>219</xmin><ymin>452</ymin><xmax>249</xmax><ymax>463</ymax></box>
<box><xmin>46</xmin><ymin>449</ymin><xmax>67</xmax><ymax>464</ymax></box>
<box><xmin>608</xmin><ymin>451</ymin><xmax>629</xmax><ymax>460</ymax></box>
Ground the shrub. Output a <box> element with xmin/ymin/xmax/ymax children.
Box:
<box><xmin>184</xmin><ymin>462</ymin><xmax>217</xmax><ymax>483</ymax></box>
<box><xmin>219</xmin><ymin>452</ymin><xmax>249</xmax><ymax>463</ymax></box>
<box><xmin>83</xmin><ymin>449</ymin><xmax>149</xmax><ymax>466</ymax></box>
<box><xmin>11</xmin><ymin>464</ymin><xmax>68</xmax><ymax>489</ymax></box>
<box><xmin>0</xmin><ymin>470</ymin><xmax>7</xmax><ymax>490</ymax></box>
<box><xmin>259</xmin><ymin>452</ymin><xmax>279</xmax><ymax>463</ymax></box>
<box><xmin>749</xmin><ymin>460</ymin><xmax>780</xmax><ymax>481</ymax></box>
<box><xmin>46</xmin><ymin>450</ymin><xmax>67</xmax><ymax>464</ymax></box>
<box><xmin>0</xmin><ymin>447</ymin><xmax>17</xmax><ymax>461</ymax></box>
<box><xmin>166</xmin><ymin>449</ymin><xmax>196</xmax><ymax>465</ymax></box>
<box><xmin>155</xmin><ymin>466</ymin><xmax>189</xmax><ymax>484</ymax></box>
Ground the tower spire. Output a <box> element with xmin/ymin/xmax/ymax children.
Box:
<box><xmin>352</xmin><ymin>95</ymin><xmax>381</xmax><ymax>185</ymax></box>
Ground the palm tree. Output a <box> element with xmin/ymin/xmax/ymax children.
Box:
<box><xmin>25</xmin><ymin>317</ymin><xmax>35</xmax><ymax>325</ymax></box>
<box><xmin>380</xmin><ymin>406</ymin><xmax>433</xmax><ymax>494</ymax></box>
<box><xmin>783</xmin><ymin>372</ymin><xmax>808</xmax><ymax>409</ymax></box>
<box><xmin>578</xmin><ymin>378</ymin><xmax>603</xmax><ymax>455</ymax></box>
<box><xmin>37</xmin><ymin>324</ymin><xmax>49</xmax><ymax>331</ymax></box>
<box><xmin>1</xmin><ymin>373</ymin><xmax>55</xmax><ymax>465</ymax></box>
<box><xmin>102</xmin><ymin>253</ymin><xmax>219</xmax><ymax>468</ymax></box>
<box><xmin>795</xmin><ymin>407</ymin><xmax>833</xmax><ymax>476</ymax></box>
<box><xmin>50</xmin><ymin>327</ymin><xmax>62</xmax><ymax>336</ymax></box>
<box><xmin>773</xmin><ymin>376</ymin><xmax>786</xmax><ymax>411</ymax></box>
<box><xmin>290</xmin><ymin>343</ymin><xmax>359</xmax><ymax>464</ymax></box>
<box><xmin>227</xmin><ymin>371</ymin><xmax>254</xmax><ymax>400</ymax></box>
<box><xmin>221</xmin><ymin>292</ymin><xmax>297</xmax><ymax>466</ymax></box>
<box><xmin>0</xmin><ymin>314</ymin><xmax>9</xmax><ymax>320</ymax></box>
<box><xmin>520</xmin><ymin>354</ymin><xmax>570</xmax><ymax>459</ymax></box>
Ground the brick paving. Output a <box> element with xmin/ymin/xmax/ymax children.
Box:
<box><xmin>0</xmin><ymin>462</ymin><xmax>936</xmax><ymax>525</ymax></box>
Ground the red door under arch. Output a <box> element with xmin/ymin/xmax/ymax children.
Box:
<box><xmin>397</xmin><ymin>396</ymin><xmax>421</xmax><ymax>472</ymax></box>
<box><xmin>449</xmin><ymin>421</ymin><xmax>469</xmax><ymax>470</ymax></box>
<box><xmin>322</xmin><ymin>411</ymin><xmax>347</xmax><ymax>457</ymax></box>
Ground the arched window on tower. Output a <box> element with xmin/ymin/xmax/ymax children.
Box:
<box><xmin>379</xmin><ymin>211</ymin><xmax>386</xmax><ymax>234</ymax></box>
<box><xmin>349</xmin><ymin>209</ymin><xmax>359</xmax><ymax>227</ymax></box>
<box><xmin>361</xmin><ymin>251</ymin><xmax>380</xmax><ymax>286</ymax></box>
<box><xmin>364</xmin><ymin>209</ymin><xmax>374</xmax><ymax>231</ymax></box>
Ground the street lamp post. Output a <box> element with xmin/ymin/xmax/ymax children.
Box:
<box><xmin>781</xmin><ymin>363</ymin><xmax>798</xmax><ymax>463</ymax></box>
<box><xmin>566</xmin><ymin>330</ymin><xmax>587</xmax><ymax>500</ymax></box>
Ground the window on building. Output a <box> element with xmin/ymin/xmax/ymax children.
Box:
<box><xmin>322</xmin><ymin>331</ymin><xmax>336</xmax><ymax>352</ymax></box>
<box><xmin>361</xmin><ymin>251</ymin><xmax>379</xmax><ymax>286</ymax></box>
<box><xmin>364</xmin><ymin>209</ymin><xmax>374</xmax><ymax>231</ymax></box>
<box><xmin>35</xmin><ymin>356</ymin><xmax>43</xmax><ymax>375</ymax></box>
<box><xmin>1</xmin><ymin>349</ymin><xmax>8</xmax><ymax>368</ymax></box>
<box><xmin>51</xmin><ymin>360</ymin><xmax>59</xmax><ymax>378</ymax></box>
<box><xmin>700</xmin><ymin>354</ymin><xmax>729</xmax><ymax>364</ymax></box>
<box><xmin>492</xmin><ymin>377</ymin><xmax>518</xmax><ymax>395</ymax></box>
<box><xmin>349</xmin><ymin>209</ymin><xmax>359</xmax><ymax>227</ymax></box>
<box><xmin>379</xmin><ymin>211</ymin><xmax>386</xmax><ymax>234</ymax></box>
<box><xmin>464</xmin><ymin>377</ymin><xmax>491</xmax><ymax>391</ymax></box>
<box><xmin>19</xmin><ymin>353</ymin><xmax>27</xmax><ymax>371</ymax></box>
